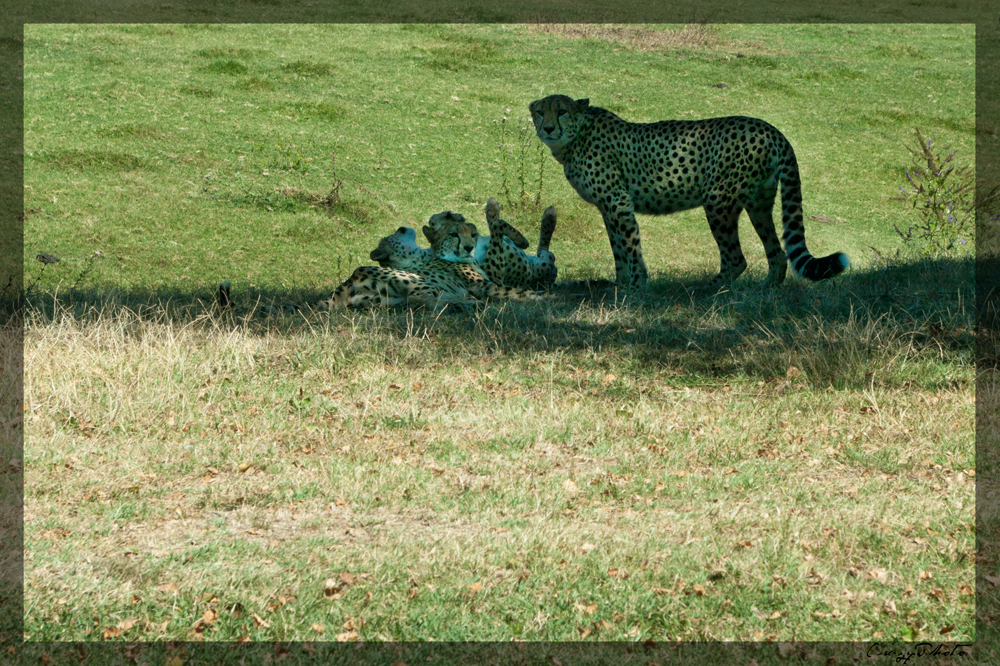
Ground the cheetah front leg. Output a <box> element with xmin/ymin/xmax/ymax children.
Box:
<box><xmin>598</xmin><ymin>201</ymin><xmax>649</xmax><ymax>289</ymax></box>
<box><xmin>704</xmin><ymin>198</ymin><xmax>748</xmax><ymax>287</ymax></box>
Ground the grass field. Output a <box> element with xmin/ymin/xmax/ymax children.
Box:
<box><xmin>21</xmin><ymin>23</ymin><xmax>976</xmax><ymax>644</ymax></box>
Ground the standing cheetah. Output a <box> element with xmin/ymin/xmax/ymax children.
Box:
<box><xmin>529</xmin><ymin>94</ymin><xmax>849</xmax><ymax>289</ymax></box>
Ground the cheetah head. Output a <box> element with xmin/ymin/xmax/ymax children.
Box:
<box><xmin>369</xmin><ymin>227</ymin><xmax>425</xmax><ymax>269</ymax></box>
<box><xmin>529</xmin><ymin>95</ymin><xmax>589</xmax><ymax>151</ymax></box>
<box><xmin>422</xmin><ymin>211</ymin><xmax>480</xmax><ymax>264</ymax></box>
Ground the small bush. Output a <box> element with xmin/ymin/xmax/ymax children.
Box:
<box><xmin>492</xmin><ymin>112</ymin><xmax>547</xmax><ymax>214</ymax></box>
<box><xmin>893</xmin><ymin>128</ymin><xmax>978</xmax><ymax>256</ymax></box>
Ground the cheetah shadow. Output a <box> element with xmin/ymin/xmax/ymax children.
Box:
<box><xmin>19</xmin><ymin>256</ymin><xmax>973</xmax><ymax>387</ymax></box>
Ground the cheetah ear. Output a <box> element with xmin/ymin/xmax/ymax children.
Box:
<box><xmin>576</xmin><ymin>98</ymin><xmax>590</xmax><ymax>109</ymax></box>
<box><xmin>422</xmin><ymin>225</ymin><xmax>438</xmax><ymax>244</ymax></box>
<box><xmin>370</xmin><ymin>247</ymin><xmax>389</xmax><ymax>262</ymax></box>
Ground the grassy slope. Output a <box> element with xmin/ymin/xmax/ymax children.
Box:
<box><xmin>23</xmin><ymin>23</ymin><xmax>974</xmax><ymax>291</ymax></box>
<box><xmin>21</xmin><ymin>24</ymin><xmax>975</xmax><ymax>644</ymax></box>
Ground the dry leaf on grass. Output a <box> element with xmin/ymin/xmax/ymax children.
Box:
<box><xmin>866</xmin><ymin>567</ymin><xmax>888</xmax><ymax>584</ymax></box>
<box><xmin>187</xmin><ymin>619</ymin><xmax>207</xmax><ymax>639</ymax></box>
<box><xmin>325</xmin><ymin>573</ymin><xmax>359</xmax><ymax>599</ymax></box>
<box><xmin>104</xmin><ymin>617</ymin><xmax>139</xmax><ymax>640</ymax></box>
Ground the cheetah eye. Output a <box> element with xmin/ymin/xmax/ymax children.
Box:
<box><xmin>557</xmin><ymin>109</ymin><xmax>567</xmax><ymax>117</ymax></box>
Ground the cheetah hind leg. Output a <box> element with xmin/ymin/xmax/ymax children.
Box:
<box><xmin>484</xmin><ymin>197</ymin><xmax>530</xmax><ymax>249</ymax></box>
<box><xmin>746</xmin><ymin>205</ymin><xmax>787</xmax><ymax>286</ymax></box>
<box><xmin>532</xmin><ymin>208</ymin><xmax>615</xmax><ymax>293</ymax></box>
<box><xmin>537</xmin><ymin>206</ymin><xmax>556</xmax><ymax>254</ymax></box>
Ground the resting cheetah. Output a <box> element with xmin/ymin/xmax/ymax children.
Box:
<box><xmin>420</xmin><ymin>209</ymin><xmax>530</xmax><ymax>266</ymax></box>
<box><xmin>424</xmin><ymin>200</ymin><xmax>615</xmax><ymax>293</ymax></box>
<box><xmin>343</xmin><ymin>226</ymin><xmax>554</xmax><ymax>309</ymax></box>
<box><xmin>529</xmin><ymin>95</ymin><xmax>850</xmax><ymax>288</ymax></box>
<box><xmin>251</xmin><ymin>223</ymin><xmax>554</xmax><ymax>314</ymax></box>
<box><xmin>421</xmin><ymin>199</ymin><xmax>558</xmax><ymax>290</ymax></box>
<box><xmin>368</xmin><ymin>212</ymin><xmax>494</xmax><ymax>272</ymax></box>
<box><xmin>369</xmin><ymin>226</ymin><xmax>435</xmax><ymax>270</ymax></box>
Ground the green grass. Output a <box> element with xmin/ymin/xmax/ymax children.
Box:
<box><xmin>23</xmin><ymin>23</ymin><xmax>974</xmax><ymax>291</ymax></box>
<box><xmin>20</xmin><ymin>23</ymin><xmax>975</xmax><ymax>644</ymax></box>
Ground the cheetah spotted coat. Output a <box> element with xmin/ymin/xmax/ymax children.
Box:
<box><xmin>529</xmin><ymin>95</ymin><xmax>849</xmax><ymax>288</ymax></box>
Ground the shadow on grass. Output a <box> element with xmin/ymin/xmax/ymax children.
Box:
<box><xmin>21</xmin><ymin>255</ymin><xmax>974</xmax><ymax>391</ymax></box>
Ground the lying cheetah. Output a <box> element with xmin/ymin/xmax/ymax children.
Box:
<box><xmin>250</xmin><ymin>222</ymin><xmax>554</xmax><ymax>314</ymax></box>
<box><xmin>529</xmin><ymin>94</ymin><xmax>850</xmax><ymax>288</ymax></box>
<box><xmin>421</xmin><ymin>200</ymin><xmax>556</xmax><ymax>290</ymax></box>
<box><xmin>426</xmin><ymin>199</ymin><xmax>616</xmax><ymax>293</ymax></box>
<box><xmin>421</xmin><ymin>209</ymin><xmax>530</xmax><ymax>266</ymax></box>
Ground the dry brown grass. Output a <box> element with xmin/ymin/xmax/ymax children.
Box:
<box><xmin>21</xmin><ymin>297</ymin><xmax>975</xmax><ymax>641</ymax></box>
<box><xmin>530</xmin><ymin>24</ymin><xmax>720</xmax><ymax>52</ymax></box>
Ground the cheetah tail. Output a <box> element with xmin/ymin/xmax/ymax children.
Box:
<box><xmin>779</xmin><ymin>161</ymin><xmax>850</xmax><ymax>282</ymax></box>
<box><xmin>537</xmin><ymin>206</ymin><xmax>557</xmax><ymax>254</ymax></box>
<box><xmin>793</xmin><ymin>251</ymin><xmax>851</xmax><ymax>281</ymax></box>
